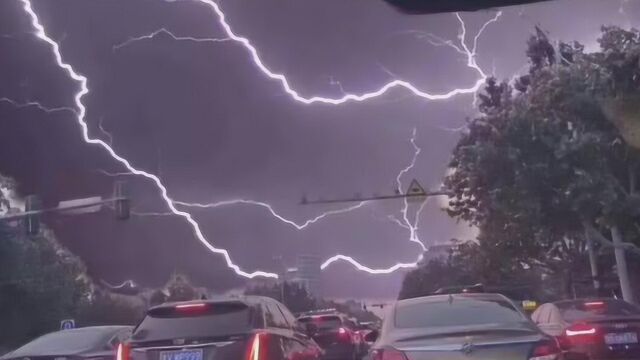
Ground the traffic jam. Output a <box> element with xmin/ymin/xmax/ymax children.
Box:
<box><xmin>1</xmin><ymin>289</ymin><xmax>639</xmax><ymax>360</ymax></box>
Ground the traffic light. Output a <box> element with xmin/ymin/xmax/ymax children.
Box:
<box><xmin>113</xmin><ymin>181</ymin><xmax>130</xmax><ymax>220</ymax></box>
<box><xmin>24</xmin><ymin>195</ymin><xmax>42</xmax><ymax>236</ymax></box>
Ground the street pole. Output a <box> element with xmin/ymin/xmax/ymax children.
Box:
<box><xmin>584</xmin><ymin>228</ymin><xmax>601</xmax><ymax>294</ymax></box>
<box><xmin>611</xmin><ymin>225</ymin><xmax>635</xmax><ymax>303</ymax></box>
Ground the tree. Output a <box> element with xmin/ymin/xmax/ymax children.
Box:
<box><xmin>76</xmin><ymin>292</ymin><xmax>144</xmax><ymax>326</ymax></box>
<box><xmin>164</xmin><ymin>273</ymin><xmax>200</xmax><ymax>302</ymax></box>
<box><xmin>0</xmin><ymin>177</ymin><xmax>90</xmax><ymax>348</ymax></box>
<box><xmin>445</xmin><ymin>26</ymin><xmax>640</xmax><ymax>301</ymax></box>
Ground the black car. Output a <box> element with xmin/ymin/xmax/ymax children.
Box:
<box><xmin>120</xmin><ymin>296</ymin><xmax>322</xmax><ymax>360</ymax></box>
<box><xmin>365</xmin><ymin>293</ymin><xmax>561</xmax><ymax>360</ymax></box>
<box><xmin>297</xmin><ymin>313</ymin><xmax>365</xmax><ymax>360</ymax></box>
<box><xmin>1</xmin><ymin>326</ymin><xmax>133</xmax><ymax>360</ymax></box>
<box><xmin>532</xmin><ymin>298</ymin><xmax>640</xmax><ymax>359</ymax></box>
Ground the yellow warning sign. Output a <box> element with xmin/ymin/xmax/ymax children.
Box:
<box><xmin>406</xmin><ymin>179</ymin><xmax>427</xmax><ymax>202</ymax></box>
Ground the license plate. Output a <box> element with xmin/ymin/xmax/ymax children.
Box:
<box><xmin>604</xmin><ymin>332</ymin><xmax>638</xmax><ymax>345</ymax></box>
<box><xmin>160</xmin><ymin>349</ymin><xmax>203</xmax><ymax>360</ymax></box>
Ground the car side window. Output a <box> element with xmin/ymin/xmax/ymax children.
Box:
<box><xmin>264</xmin><ymin>301</ymin><xmax>288</xmax><ymax>329</ymax></box>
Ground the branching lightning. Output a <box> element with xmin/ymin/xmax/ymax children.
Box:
<box><xmin>0</xmin><ymin>97</ymin><xmax>77</xmax><ymax>115</ymax></box>
<box><xmin>175</xmin><ymin>199</ymin><xmax>367</xmax><ymax>231</ymax></box>
<box><xmin>319</xmin><ymin>253</ymin><xmax>423</xmax><ymax>274</ymax></box>
<box><xmin>97</xmin><ymin>116</ymin><xmax>114</xmax><ymax>145</ymax></box>
<box><xmin>116</xmin><ymin>1</ymin><xmax>502</xmax><ymax>105</ymax></box>
<box><xmin>20</xmin><ymin>0</ymin><xmax>277</xmax><ymax>279</ymax></box>
<box><xmin>391</xmin><ymin>128</ymin><xmax>428</xmax><ymax>252</ymax></box>
<box><xmin>113</xmin><ymin>28</ymin><xmax>230</xmax><ymax>51</ymax></box>
<box><xmin>18</xmin><ymin>0</ymin><xmax>501</xmax><ymax>278</ymax></box>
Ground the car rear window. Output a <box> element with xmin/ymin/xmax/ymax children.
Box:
<box><xmin>557</xmin><ymin>300</ymin><xmax>640</xmax><ymax>322</ymax></box>
<box><xmin>132</xmin><ymin>302</ymin><xmax>253</xmax><ymax>341</ymax></box>
<box><xmin>298</xmin><ymin>315</ymin><xmax>342</xmax><ymax>330</ymax></box>
<box><xmin>394</xmin><ymin>297</ymin><xmax>526</xmax><ymax>328</ymax></box>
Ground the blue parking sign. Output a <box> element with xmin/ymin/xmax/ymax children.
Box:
<box><xmin>60</xmin><ymin>319</ymin><xmax>75</xmax><ymax>330</ymax></box>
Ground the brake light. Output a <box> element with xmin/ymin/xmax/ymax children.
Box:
<box><xmin>174</xmin><ymin>303</ymin><xmax>208</xmax><ymax>314</ymax></box>
<box><xmin>372</xmin><ymin>348</ymin><xmax>408</xmax><ymax>360</ymax></box>
<box><xmin>116</xmin><ymin>343</ymin><xmax>130</xmax><ymax>360</ymax></box>
<box><xmin>584</xmin><ymin>301</ymin><xmax>605</xmax><ymax>307</ymax></box>
<box><xmin>565</xmin><ymin>324</ymin><xmax>596</xmax><ymax>336</ymax></box>
<box><xmin>246</xmin><ymin>333</ymin><xmax>268</xmax><ymax>360</ymax></box>
<box><xmin>529</xmin><ymin>339</ymin><xmax>560</xmax><ymax>360</ymax></box>
<box><xmin>564</xmin><ymin>324</ymin><xmax>599</xmax><ymax>346</ymax></box>
<box><xmin>338</xmin><ymin>327</ymin><xmax>352</xmax><ymax>342</ymax></box>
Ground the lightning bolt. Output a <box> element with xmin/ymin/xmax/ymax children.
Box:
<box><xmin>97</xmin><ymin>116</ymin><xmax>114</xmax><ymax>145</ymax></box>
<box><xmin>112</xmin><ymin>28</ymin><xmax>230</xmax><ymax>51</ymax></box>
<box><xmin>0</xmin><ymin>97</ymin><xmax>77</xmax><ymax>115</ymax></box>
<box><xmin>18</xmin><ymin>1</ymin><xmax>499</xmax><ymax>278</ymax></box>
<box><xmin>175</xmin><ymin>199</ymin><xmax>367</xmax><ymax>231</ymax></box>
<box><xmin>20</xmin><ymin>0</ymin><xmax>277</xmax><ymax>279</ymax></box>
<box><xmin>115</xmin><ymin>2</ymin><xmax>502</xmax><ymax>105</ymax></box>
<box><xmin>391</xmin><ymin>128</ymin><xmax>427</xmax><ymax>252</ymax></box>
<box><xmin>320</xmin><ymin>253</ymin><xmax>423</xmax><ymax>274</ymax></box>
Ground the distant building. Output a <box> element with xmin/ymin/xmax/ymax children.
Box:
<box><xmin>290</xmin><ymin>255</ymin><xmax>322</xmax><ymax>297</ymax></box>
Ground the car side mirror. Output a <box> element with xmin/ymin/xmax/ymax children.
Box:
<box><xmin>364</xmin><ymin>330</ymin><xmax>379</xmax><ymax>343</ymax></box>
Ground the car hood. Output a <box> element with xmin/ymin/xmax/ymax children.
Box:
<box><xmin>1</xmin><ymin>347</ymin><xmax>100</xmax><ymax>359</ymax></box>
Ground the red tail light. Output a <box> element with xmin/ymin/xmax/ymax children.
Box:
<box><xmin>246</xmin><ymin>333</ymin><xmax>268</xmax><ymax>360</ymax></box>
<box><xmin>175</xmin><ymin>303</ymin><xmax>208</xmax><ymax>314</ymax></box>
<box><xmin>372</xmin><ymin>348</ymin><xmax>408</xmax><ymax>360</ymax></box>
<box><xmin>564</xmin><ymin>323</ymin><xmax>599</xmax><ymax>346</ymax></box>
<box><xmin>529</xmin><ymin>339</ymin><xmax>560</xmax><ymax>360</ymax></box>
<box><xmin>116</xmin><ymin>343</ymin><xmax>130</xmax><ymax>360</ymax></box>
<box><xmin>338</xmin><ymin>327</ymin><xmax>352</xmax><ymax>341</ymax></box>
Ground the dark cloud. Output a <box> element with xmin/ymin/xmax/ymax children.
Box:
<box><xmin>0</xmin><ymin>0</ymin><xmax>636</xmax><ymax>298</ymax></box>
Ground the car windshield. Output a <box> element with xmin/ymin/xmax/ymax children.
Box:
<box><xmin>557</xmin><ymin>300</ymin><xmax>640</xmax><ymax>322</ymax></box>
<box><xmin>4</xmin><ymin>0</ymin><xmax>640</xmax><ymax>351</ymax></box>
<box><xmin>394</xmin><ymin>297</ymin><xmax>527</xmax><ymax>329</ymax></box>
<box><xmin>298</xmin><ymin>315</ymin><xmax>343</xmax><ymax>330</ymax></box>
<box><xmin>133</xmin><ymin>303</ymin><xmax>252</xmax><ymax>341</ymax></box>
<box><xmin>8</xmin><ymin>328</ymin><xmax>113</xmax><ymax>356</ymax></box>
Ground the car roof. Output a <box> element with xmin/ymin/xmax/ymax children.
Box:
<box><xmin>149</xmin><ymin>295</ymin><xmax>274</xmax><ymax>311</ymax></box>
<box><xmin>551</xmin><ymin>298</ymin><xmax>619</xmax><ymax>307</ymax></box>
<box><xmin>396</xmin><ymin>292</ymin><xmax>511</xmax><ymax>307</ymax></box>
<box><xmin>63</xmin><ymin>325</ymin><xmax>132</xmax><ymax>332</ymax></box>
<box><xmin>0</xmin><ymin>326</ymin><xmax>133</xmax><ymax>360</ymax></box>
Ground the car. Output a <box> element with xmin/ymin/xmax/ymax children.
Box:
<box><xmin>1</xmin><ymin>326</ymin><xmax>133</xmax><ymax>360</ymax></box>
<box><xmin>119</xmin><ymin>296</ymin><xmax>322</xmax><ymax>360</ymax></box>
<box><xmin>532</xmin><ymin>298</ymin><xmax>640</xmax><ymax>359</ymax></box>
<box><xmin>364</xmin><ymin>293</ymin><xmax>562</xmax><ymax>360</ymax></box>
<box><xmin>297</xmin><ymin>313</ymin><xmax>364</xmax><ymax>360</ymax></box>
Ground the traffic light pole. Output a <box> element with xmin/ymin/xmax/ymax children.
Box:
<box><xmin>0</xmin><ymin>196</ymin><xmax>127</xmax><ymax>222</ymax></box>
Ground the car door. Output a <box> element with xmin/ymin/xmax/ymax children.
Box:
<box><xmin>261</xmin><ymin>300</ymin><xmax>292</xmax><ymax>360</ymax></box>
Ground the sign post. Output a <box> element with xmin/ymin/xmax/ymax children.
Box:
<box><xmin>60</xmin><ymin>319</ymin><xmax>75</xmax><ymax>330</ymax></box>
